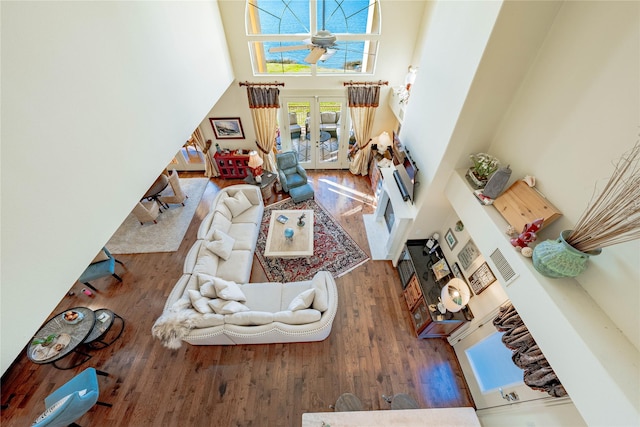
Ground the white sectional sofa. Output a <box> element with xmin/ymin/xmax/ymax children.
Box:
<box><xmin>152</xmin><ymin>184</ymin><xmax>338</xmax><ymax>348</ymax></box>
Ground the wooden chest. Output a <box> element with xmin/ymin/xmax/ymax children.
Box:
<box><xmin>493</xmin><ymin>180</ymin><xmax>562</xmax><ymax>232</ymax></box>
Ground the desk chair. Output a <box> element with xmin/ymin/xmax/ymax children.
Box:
<box><xmin>132</xmin><ymin>200</ymin><xmax>160</xmax><ymax>224</ymax></box>
<box><xmin>32</xmin><ymin>367</ymin><xmax>112</xmax><ymax>427</ymax></box>
<box><xmin>78</xmin><ymin>247</ymin><xmax>125</xmax><ymax>292</ymax></box>
<box><xmin>159</xmin><ymin>170</ymin><xmax>188</xmax><ymax>207</ymax></box>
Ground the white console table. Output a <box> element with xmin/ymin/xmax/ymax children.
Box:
<box><xmin>302</xmin><ymin>407</ymin><xmax>480</xmax><ymax>427</ymax></box>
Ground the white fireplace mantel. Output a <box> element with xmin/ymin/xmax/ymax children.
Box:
<box><xmin>363</xmin><ymin>166</ymin><xmax>416</xmax><ymax>265</ymax></box>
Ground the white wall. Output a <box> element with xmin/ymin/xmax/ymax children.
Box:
<box><xmin>489</xmin><ymin>0</ymin><xmax>640</xmax><ymax>350</ymax></box>
<box><xmin>0</xmin><ymin>1</ymin><xmax>234</xmax><ymax>375</ymax></box>
<box><xmin>399</xmin><ymin>0</ymin><xmax>639</xmax><ymax>425</ymax></box>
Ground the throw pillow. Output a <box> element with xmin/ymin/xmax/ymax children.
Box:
<box><xmin>205</xmin><ymin>229</ymin><xmax>235</xmax><ymax>261</ymax></box>
<box><xmin>197</xmin><ymin>273</ymin><xmax>218</xmax><ymax>298</ymax></box>
<box><xmin>187</xmin><ymin>290</ymin><xmax>213</xmax><ymax>314</ymax></box>
<box><xmin>287</xmin><ymin>288</ymin><xmax>316</xmax><ymax>311</ymax></box>
<box><xmin>311</xmin><ymin>272</ymin><xmax>329</xmax><ymax>312</ymax></box>
<box><xmin>208</xmin><ymin>299</ymin><xmax>250</xmax><ymax>315</ymax></box>
<box><xmin>32</xmin><ymin>393</ymin><xmax>74</xmax><ymax>425</ymax></box>
<box><xmin>213</xmin><ymin>278</ymin><xmax>246</xmax><ymax>302</ymax></box>
<box><xmin>223</xmin><ymin>190</ymin><xmax>252</xmax><ymax>217</ymax></box>
<box><xmin>274</xmin><ymin>309</ymin><xmax>322</xmax><ymax>324</ymax></box>
<box><xmin>225</xmin><ymin>311</ymin><xmax>274</xmax><ymax>326</ymax></box>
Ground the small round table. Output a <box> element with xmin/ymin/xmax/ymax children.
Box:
<box><xmin>27</xmin><ymin>307</ymin><xmax>96</xmax><ymax>370</ymax></box>
<box><xmin>142</xmin><ymin>174</ymin><xmax>169</xmax><ymax>210</ymax></box>
<box><xmin>84</xmin><ymin>308</ymin><xmax>125</xmax><ymax>349</ymax></box>
<box><xmin>306</xmin><ymin>131</ymin><xmax>331</xmax><ymax>143</ymax></box>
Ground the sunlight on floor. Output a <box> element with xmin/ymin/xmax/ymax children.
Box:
<box><xmin>319</xmin><ymin>178</ymin><xmax>377</xmax><ymax>207</ymax></box>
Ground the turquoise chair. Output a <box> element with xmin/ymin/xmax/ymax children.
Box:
<box><xmin>78</xmin><ymin>247</ymin><xmax>124</xmax><ymax>292</ymax></box>
<box><xmin>32</xmin><ymin>367</ymin><xmax>112</xmax><ymax>427</ymax></box>
<box><xmin>276</xmin><ymin>151</ymin><xmax>314</xmax><ymax>203</ymax></box>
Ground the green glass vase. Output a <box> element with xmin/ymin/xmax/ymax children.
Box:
<box><xmin>532</xmin><ymin>230</ymin><xmax>601</xmax><ymax>278</ymax></box>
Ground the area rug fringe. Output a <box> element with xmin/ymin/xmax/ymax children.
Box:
<box><xmin>257</xmin><ymin>197</ymin><xmax>370</xmax><ymax>282</ymax></box>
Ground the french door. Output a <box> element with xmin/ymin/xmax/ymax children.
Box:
<box><xmin>280</xmin><ymin>96</ymin><xmax>350</xmax><ymax>169</ymax></box>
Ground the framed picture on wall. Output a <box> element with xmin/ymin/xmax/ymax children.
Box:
<box><xmin>210</xmin><ymin>117</ymin><xmax>245</xmax><ymax>139</ymax></box>
<box><xmin>445</xmin><ymin>228</ymin><xmax>457</xmax><ymax>250</ymax></box>
<box><xmin>468</xmin><ymin>262</ymin><xmax>497</xmax><ymax>295</ymax></box>
<box><xmin>457</xmin><ymin>239</ymin><xmax>481</xmax><ymax>271</ymax></box>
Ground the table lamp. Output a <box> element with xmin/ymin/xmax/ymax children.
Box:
<box><xmin>441</xmin><ymin>278</ymin><xmax>471</xmax><ymax>312</ymax></box>
<box><xmin>247</xmin><ymin>150</ymin><xmax>264</xmax><ymax>182</ymax></box>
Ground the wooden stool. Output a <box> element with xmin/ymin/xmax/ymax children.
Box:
<box><xmin>333</xmin><ymin>393</ymin><xmax>364</xmax><ymax>412</ymax></box>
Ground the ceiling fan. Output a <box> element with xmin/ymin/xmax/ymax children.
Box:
<box><xmin>268</xmin><ymin>0</ymin><xmax>338</xmax><ymax>64</ymax></box>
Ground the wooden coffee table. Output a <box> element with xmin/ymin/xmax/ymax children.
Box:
<box><xmin>264</xmin><ymin>209</ymin><xmax>314</xmax><ymax>259</ymax></box>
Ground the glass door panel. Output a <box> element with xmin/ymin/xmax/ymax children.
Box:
<box><xmin>281</xmin><ymin>96</ymin><xmax>349</xmax><ymax>169</ymax></box>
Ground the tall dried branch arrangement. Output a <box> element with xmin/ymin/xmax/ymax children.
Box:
<box><xmin>567</xmin><ymin>141</ymin><xmax>640</xmax><ymax>253</ymax></box>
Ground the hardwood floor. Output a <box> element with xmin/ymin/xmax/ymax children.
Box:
<box><xmin>1</xmin><ymin>170</ymin><xmax>474</xmax><ymax>426</ymax></box>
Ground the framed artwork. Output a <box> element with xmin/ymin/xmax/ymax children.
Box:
<box><xmin>457</xmin><ymin>239</ymin><xmax>480</xmax><ymax>271</ymax></box>
<box><xmin>445</xmin><ymin>228</ymin><xmax>457</xmax><ymax>250</ymax></box>
<box><xmin>432</xmin><ymin>258</ymin><xmax>451</xmax><ymax>281</ymax></box>
<box><xmin>210</xmin><ymin>117</ymin><xmax>245</xmax><ymax>139</ymax></box>
<box><xmin>469</xmin><ymin>262</ymin><xmax>497</xmax><ymax>295</ymax></box>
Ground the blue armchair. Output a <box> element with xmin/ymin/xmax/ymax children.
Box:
<box><xmin>78</xmin><ymin>247</ymin><xmax>125</xmax><ymax>292</ymax></box>
<box><xmin>276</xmin><ymin>151</ymin><xmax>314</xmax><ymax>203</ymax></box>
<box><xmin>32</xmin><ymin>367</ymin><xmax>112</xmax><ymax>427</ymax></box>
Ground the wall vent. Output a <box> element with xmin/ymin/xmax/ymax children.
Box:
<box><xmin>490</xmin><ymin>248</ymin><xmax>518</xmax><ymax>286</ymax></box>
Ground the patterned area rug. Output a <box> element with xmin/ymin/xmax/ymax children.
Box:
<box><xmin>107</xmin><ymin>178</ymin><xmax>208</xmax><ymax>254</ymax></box>
<box><xmin>256</xmin><ymin>198</ymin><xmax>369</xmax><ymax>282</ymax></box>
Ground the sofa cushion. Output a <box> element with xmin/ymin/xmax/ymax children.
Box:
<box><xmin>192</xmin><ymin>248</ymin><xmax>219</xmax><ymax>277</ymax></box>
<box><xmin>228</xmin><ymin>223</ymin><xmax>258</xmax><ymax>251</ymax></box>
<box><xmin>274</xmin><ymin>309</ymin><xmax>322</xmax><ymax>325</ymax></box>
<box><xmin>320</xmin><ymin>111</ymin><xmax>338</xmax><ymax>124</ymax></box>
<box><xmin>208</xmin><ymin>212</ymin><xmax>232</xmax><ymax>235</ymax></box>
<box><xmin>208</xmin><ymin>299</ymin><xmax>250</xmax><ymax>315</ymax></box>
<box><xmin>230</xmin><ymin>204</ymin><xmax>262</xmax><ymax>225</ymax></box>
<box><xmin>288</xmin><ymin>288</ymin><xmax>315</xmax><ymax>311</ymax></box>
<box><xmin>311</xmin><ymin>272</ymin><xmax>329</xmax><ymax>312</ymax></box>
<box><xmin>225</xmin><ymin>311</ymin><xmax>274</xmax><ymax>326</ymax></box>
<box><xmin>223</xmin><ymin>191</ymin><xmax>252</xmax><ymax>217</ymax></box>
<box><xmin>213</xmin><ymin>278</ymin><xmax>246</xmax><ymax>302</ymax></box>
<box><xmin>214</xmin><ymin>203</ymin><xmax>233</xmax><ymax>221</ymax></box>
<box><xmin>216</xmin><ymin>250</ymin><xmax>253</xmax><ymax>284</ymax></box>
<box><xmin>205</xmin><ymin>229</ymin><xmax>235</xmax><ymax>261</ymax></box>
<box><xmin>241</xmin><ymin>282</ymin><xmax>283</xmax><ymax>312</ymax></box>
<box><xmin>187</xmin><ymin>290</ymin><xmax>214</xmax><ymax>314</ymax></box>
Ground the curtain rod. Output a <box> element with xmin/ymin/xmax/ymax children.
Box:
<box><xmin>238</xmin><ymin>81</ymin><xmax>285</xmax><ymax>87</ymax></box>
<box><xmin>343</xmin><ymin>80</ymin><xmax>388</xmax><ymax>86</ymax></box>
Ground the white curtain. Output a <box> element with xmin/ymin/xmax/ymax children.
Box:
<box><xmin>246</xmin><ymin>86</ymin><xmax>280</xmax><ymax>173</ymax></box>
<box><xmin>347</xmin><ymin>85</ymin><xmax>380</xmax><ymax>176</ymax></box>
<box><xmin>191</xmin><ymin>127</ymin><xmax>218</xmax><ymax>178</ymax></box>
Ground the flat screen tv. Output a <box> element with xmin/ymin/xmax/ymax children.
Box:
<box><xmin>391</xmin><ymin>132</ymin><xmax>419</xmax><ymax>204</ymax></box>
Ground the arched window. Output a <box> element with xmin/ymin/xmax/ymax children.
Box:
<box><xmin>246</xmin><ymin>0</ymin><xmax>380</xmax><ymax>75</ymax></box>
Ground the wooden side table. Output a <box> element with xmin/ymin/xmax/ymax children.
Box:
<box><xmin>244</xmin><ymin>172</ymin><xmax>278</xmax><ymax>200</ymax></box>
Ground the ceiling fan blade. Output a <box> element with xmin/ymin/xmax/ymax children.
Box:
<box><xmin>305</xmin><ymin>47</ymin><xmax>326</xmax><ymax>64</ymax></box>
<box><xmin>268</xmin><ymin>44</ymin><xmax>312</xmax><ymax>53</ymax></box>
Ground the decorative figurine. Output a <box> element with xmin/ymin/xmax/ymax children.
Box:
<box><xmin>297</xmin><ymin>213</ymin><xmax>306</xmax><ymax>227</ymax></box>
<box><xmin>284</xmin><ymin>228</ymin><xmax>294</xmax><ymax>241</ymax></box>
<box><xmin>510</xmin><ymin>218</ymin><xmax>544</xmax><ymax>250</ymax></box>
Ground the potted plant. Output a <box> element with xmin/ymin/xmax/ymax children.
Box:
<box><xmin>533</xmin><ymin>142</ymin><xmax>640</xmax><ymax>278</ymax></box>
<box><xmin>466</xmin><ymin>152</ymin><xmax>500</xmax><ymax>189</ymax></box>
